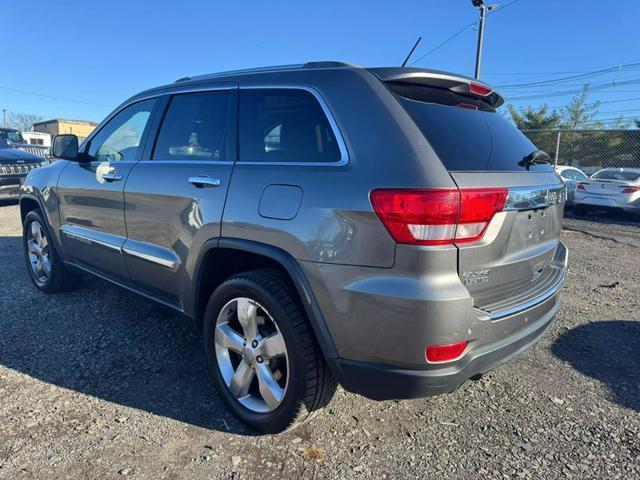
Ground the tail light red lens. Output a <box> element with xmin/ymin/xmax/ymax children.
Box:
<box><xmin>426</xmin><ymin>341</ymin><xmax>468</xmax><ymax>363</ymax></box>
<box><xmin>469</xmin><ymin>82</ymin><xmax>493</xmax><ymax>96</ymax></box>
<box><xmin>622</xmin><ymin>185</ymin><xmax>640</xmax><ymax>193</ymax></box>
<box><xmin>370</xmin><ymin>188</ymin><xmax>507</xmax><ymax>246</ymax></box>
<box><xmin>577</xmin><ymin>183</ymin><xmax>586</xmax><ymax>190</ymax></box>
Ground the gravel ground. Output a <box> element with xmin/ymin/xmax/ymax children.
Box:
<box><xmin>0</xmin><ymin>201</ymin><xmax>638</xmax><ymax>480</ymax></box>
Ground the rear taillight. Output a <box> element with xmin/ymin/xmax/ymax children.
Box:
<box><xmin>370</xmin><ymin>188</ymin><xmax>507</xmax><ymax>246</ymax></box>
<box><xmin>426</xmin><ymin>341</ymin><xmax>468</xmax><ymax>363</ymax></box>
<box><xmin>469</xmin><ymin>82</ymin><xmax>493</xmax><ymax>97</ymax></box>
<box><xmin>577</xmin><ymin>183</ymin><xmax>586</xmax><ymax>190</ymax></box>
<box><xmin>456</xmin><ymin>103</ymin><xmax>479</xmax><ymax>110</ymax></box>
<box><xmin>622</xmin><ymin>185</ymin><xmax>640</xmax><ymax>193</ymax></box>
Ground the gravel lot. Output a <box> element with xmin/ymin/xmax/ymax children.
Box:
<box><xmin>0</xmin><ymin>201</ymin><xmax>638</xmax><ymax>479</ymax></box>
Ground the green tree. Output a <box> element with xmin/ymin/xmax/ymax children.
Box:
<box><xmin>507</xmin><ymin>104</ymin><xmax>561</xmax><ymax>130</ymax></box>
<box><xmin>635</xmin><ymin>119</ymin><xmax>640</xmax><ymax>129</ymax></box>
<box><xmin>561</xmin><ymin>84</ymin><xmax>600</xmax><ymax>129</ymax></box>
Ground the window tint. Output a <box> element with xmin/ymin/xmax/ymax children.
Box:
<box><xmin>239</xmin><ymin>89</ymin><xmax>341</xmax><ymax>163</ymax></box>
<box><xmin>562</xmin><ymin>169</ymin><xmax>587</xmax><ymax>181</ymax></box>
<box><xmin>592</xmin><ymin>169</ymin><xmax>640</xmax><ymax>182</ymax></box>
<box><xmin>397</xmin><ymin>96</ymin><xmax>553</xmax><ymax>172</ymax></box>
<box><xmin>88</xmin><ymin>99</ymin><xmax>155</xmax><ymax>162</ymax></box>
<box><xmin>153</xmin><ymin>91</ymin><xmax>230</xmax><ymax>161</ymax></box>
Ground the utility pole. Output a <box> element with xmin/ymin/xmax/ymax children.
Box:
<box><xmin>2</xmin><ymin>109</ymin><xmax>6</xmax><ymax>128</ymax></box>
<box><xmin>471</xmin><ymin>1</ymin><xmax>498</xmax><ymax>79</ymax></box>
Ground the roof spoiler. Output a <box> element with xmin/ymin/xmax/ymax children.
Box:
<box><xmin>368</xmin><ymin>67</ymin><xmax>504</xmax><ymax>108</ymax></box>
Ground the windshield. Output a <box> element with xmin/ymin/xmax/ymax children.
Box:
<box><xmin>0</xmin><ymin>129</ymin><xmax>25</xmax><ymax>146</ymax></box>
<box><xmin>592</xmin><ymin>170</ymin><xmax>640</xmax><ymax>182</ymax></box>
<box><xmin>397</xmin><ymin>96</ymin><xmax>553</xmax><ymax>172</ymax></box>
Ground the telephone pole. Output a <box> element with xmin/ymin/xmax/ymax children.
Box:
<box><xmin>471</xmin><ymin>1</ymin><xmax>498</xmax><ymax>79</ymax></box>
<box><xmin>2</xmin><ymin>109</ymin><xmax>6</xmax><ymax>128</ymax></box>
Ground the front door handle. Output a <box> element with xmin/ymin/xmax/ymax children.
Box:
<box><xmin>102</xmin><ymin>172</ymin><xmax>123</xmax><ymax>182</ymax></box>
<box><xmin>188</xmin><ymin>176</ymin><xmax>221</xmax><ymax>188</ymax></box>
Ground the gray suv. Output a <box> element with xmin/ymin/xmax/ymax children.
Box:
<box><xmin>20</xmin><ymin>62</ymin><xmax>567</xmax><ymax>433</ymax></box>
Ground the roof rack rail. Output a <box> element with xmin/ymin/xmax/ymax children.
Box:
<box><xmin>302</xmin><ymin>61</ymin><xmax>358</xmax><ymax>69</ymax></box>
<box><xmin>174</xmin><ymin>62</ymin><xmax>358</xmax><ymax>83</ymax></box>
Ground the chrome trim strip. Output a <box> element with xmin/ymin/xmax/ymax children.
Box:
<box><xmin>60</xmin><ymin>225</ymin><xmax>123</xmax><ymax>252</ymax></box>
<box><xmin>505</xmin><ymin>184</ymin><xmax>567</xmax><ymax>211</ymax></box>
<box><xmin>137</xmin><ymin>160</ymin><xmax>234</xmax><ymax>165</ymax></box>
<box><xmin>237</xmin><ymin>85</ymin><xmax>349</xmax><ymax>167</ymax></box>
<box><xmin>165</xmin><ymin>84</ymin><xmax>237</xmax><ymax>95</ymax></box>
<box><xmin>122</xmin><ymin>247</ymin><xmax>177</xmax><ymax>270</ymax></box>
<box><xmin>483</xmin><ymin>269</ymin><xmax>565</xmax><ymax>321</ymax></box>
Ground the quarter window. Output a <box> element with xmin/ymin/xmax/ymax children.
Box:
<box><xmin>153</xmin><ymin>91</ymin><xmax>230</xmax><ymax>161</ymax></box>
<box><xmin>88</xmin><ymin>99</ymin><xmax>155</xmax><ymax>162</ymax></box>
<box><xmin>239</xmin><ymin>89</ymin><xmax>341</xmax><ymax>163</ymax></box>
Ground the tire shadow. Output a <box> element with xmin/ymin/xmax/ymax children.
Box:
<box><xmin>552</xmin><ymin>320</ymin><xmax>640</xmax><ymax>412</ymax></box>
<box><xmin>0</xmin><ymin>234</ymin><xmax>258</xmax><ymax>436</ymax></box>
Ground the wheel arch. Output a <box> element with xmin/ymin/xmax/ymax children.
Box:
<box><xmin>191</xmin><ymin>238</ymin><xmax>338</xmax><ymax>361</ymax></box>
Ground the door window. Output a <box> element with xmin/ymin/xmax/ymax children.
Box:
<box><xmin>239</xmin><ymin>89</ymin><xmax>341</xmax><ymax>163</ymax></box>
<box><xmin>88</xmin><ymin>99</ymin><xmax>156</xmax><ymax>162</ymax></box>
<box><xmin>152</xmin><ymin>91</ymin><xmax>231</xmax><ymax>161</ymax></box>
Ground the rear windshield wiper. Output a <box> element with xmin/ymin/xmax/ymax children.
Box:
<box><xmin>519</xmin><ymin>150</ymin><xmax>551</xmax><ymax>170</ymax></box>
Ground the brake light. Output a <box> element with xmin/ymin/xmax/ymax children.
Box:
<box><xmin>577</xmin><ymin>183</ymin><xmax>586</xmax><ymax>190</ymax></box>
<box><xmin>469</xmin><ymin>82</ymin><xmax>493</xmax><ymax>97</ymax></box>
<box><xmin>622</xmin><ymin>185</ymin><xmax>640</xmax><ymax>193</ymax></box>
<box><xmin>456</xmin><ymin>103</ymin><xmax>479</xmax><ymax>110</ymax></box>
<box><xmin>370</xmin><ymin>188</ymin><xmax>507</xmax><ymax>246</ymax></box>
<box><xmin>426</xmin><ymin>341</ymin><xmax>468</xmax><ymax>363</ymax></box>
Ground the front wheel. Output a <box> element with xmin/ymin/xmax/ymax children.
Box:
<box><xmin>203</xmin><ymin>270</ymin><xmax>336</xmax><ymax>433</ymax></box>
<box><xmin>22</xmin><ymin>209</ymin><xmax>77</xmax><ymax>293</ymax></box>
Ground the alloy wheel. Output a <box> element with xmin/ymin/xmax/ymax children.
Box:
<box><xmin>214</xmin><ymin>297</ymin><xmax>289</xmax><ymax>413</ymax></box>
<box><xmin>26</xmin><ymin>221</ymin><xmax>51</xmax><ymax>285</ymax></box>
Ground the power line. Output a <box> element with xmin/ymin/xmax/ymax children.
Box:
<box><xmin>0</xmin><ymin>85</ymin><xmax>111</xmax><ymax>107</ymax></box>
<box><xmin>507</xmin><ymin>78</ymin><xmax>640</xmax><ymax>101</ymax></box>
<box><xmin>497</xmin><ymin>62</ymin><xmax>640</xmax><ymax>89</ymax></box>
<box><xmin>409</xmin><ymin>0</ymin><xmax>524</xmax><ymax>66</ymax></box>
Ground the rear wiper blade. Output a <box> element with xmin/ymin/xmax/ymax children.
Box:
<box><xmin>519</xmin><ymin>150</ymin><xmax>551</xmax><ymax>169</ymax></box>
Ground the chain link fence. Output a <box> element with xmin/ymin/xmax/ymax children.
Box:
<box><xmin>522</xmin><ymin>129</ymin><xmax>640</xmax><ymax>176</ymax></box>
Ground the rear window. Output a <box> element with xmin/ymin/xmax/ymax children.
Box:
<box><xmin>239</xmin><ymin>88</ymin><xmax>341</xmax><ymax>163</ymax></box>
<box><xmin>396</xmin><ymin>95</ymin><xmax>552</xmax><ymax>172</ymax></box>
<box><xmin>592</xmin><ymin>170</ymin><xmax>640</xmax><ymax>182</ymax></box>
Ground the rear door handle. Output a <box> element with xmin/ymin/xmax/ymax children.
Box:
<box><xmin>188</xmin><ymin>176</ymin><xmax>221</xmax><ymax>188</ymax></box>
<box><xmin>102</xmin><ymin>172</ymin><xmax>123</xmax><ymax>182</ymax></box>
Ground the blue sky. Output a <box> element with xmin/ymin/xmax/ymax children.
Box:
<box><xmin>2</xmin><ymin>0</ymin><xmax>639</xmax><ymax>126</ymax></box>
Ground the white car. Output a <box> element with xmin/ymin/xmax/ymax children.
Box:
<box><xmin>574</xmin><ymin>167</ymin><xmax>640</xmax><ymax>216</ymax></box>
<box><xmin>555</xmin><ymin>166</ymin><xmax>589</xmax><ymax>207</ymax></box>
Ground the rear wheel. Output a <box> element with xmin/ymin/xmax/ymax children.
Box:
<box><xmin>203</xmin><ymin>269</ymin><xmax>336</xmax><ymax>433</ymax></box>
<box><xmin>23</xmin><ymin>209</ymin><xmax>77</xmax><ymax>293</ymax></box>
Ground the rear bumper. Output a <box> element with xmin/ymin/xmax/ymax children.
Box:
<box><xmin>331</xmin><ymin>293</ymin><xmax>559</xmax><ymax>400</ymax></box>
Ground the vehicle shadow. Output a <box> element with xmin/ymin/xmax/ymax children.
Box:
<box><xmin>0</xmin><ymin>235</ymin><xmax>257</xmax><ymax>436</ymax></box>
<box><xmin>552</xmin><ymin>320</ymin><xmax>640</xmax><ymax>412</ymax></box>
<box><xmin>564</xmin><ymin>208</ymin><xmax>640</xmax><ymax>226</ymax></box>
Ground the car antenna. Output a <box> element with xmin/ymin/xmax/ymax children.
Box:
<box><xmin>401</xmin><ymin>36</ymin><xmax>422</xmax><ymax>67</ymax></box>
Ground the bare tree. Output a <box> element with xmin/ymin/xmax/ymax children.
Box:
<box><xmin>7</xmin><ymin>112</ymin><xmax>44</xmax><ymax>132</ymax></box>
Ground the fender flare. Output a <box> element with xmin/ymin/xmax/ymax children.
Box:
<box><xmin>193</xmin><ymin>238</ymin><xmax>339</xmax><ymax>361</ymax></box>
<box><xmin>19</xmin><ymin>193</ymin><xmax>65</xmax><ymax>261</ymax></box>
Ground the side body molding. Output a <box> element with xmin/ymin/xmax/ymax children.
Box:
<box><xmin>192</xmin><ymin>238</ymin><xmax>339</xmax><ymax>361</ymax></box>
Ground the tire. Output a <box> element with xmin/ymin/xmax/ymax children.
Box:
<box><xmin>23</xmin><ymin>209</ymin><xmax>78</xmax><ymax>293</ymax></box>
<box><xmin>203</xmin><ymin>269</ymin><xmax>336</xmax><ymax>433</ymax></box>
<box><xmin>574</xmin><ymin>205</ymin><xmax>589</xmax><ymax>216</ymax></box>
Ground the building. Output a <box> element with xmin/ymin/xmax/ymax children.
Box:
<box><xmin>22</xmin><ymin>131</ymin><xmax>51</xmax><ymax>147</ymax></box>
<box><xmin>33</xmin><ymin>118</ymin><xmax>98</xmax><ymax>143</ymax></box>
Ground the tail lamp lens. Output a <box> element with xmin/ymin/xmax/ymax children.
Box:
<box><xmin>370</xmin><ymin>188</ymin><xmax>507</xmax><ymax>246</ymax></box>
<box><xmin>469</xmin><ymin>82</ymin><xmax>493</xmax><ymax>96</ymax></box>
<box><xmin>426</xmin><ymin>341</ymin><xmax>468</xmax><ymax>363</ymax></box>
<box><xmin>622</xmin><ymin>185</ymin><xmax>640</xmax><ymax>193</ymax></box>
<box><xmin>577</xmin><ymin>183</ymin><xmax>586</xmax><ymax>190</ymax></box>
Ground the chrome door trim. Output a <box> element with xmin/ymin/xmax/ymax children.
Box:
<box><xmin>121</xmin><ymin>239</ymin><xmax>180</xmax><ymax>270</ymax></box>
<box><xmin>505</xmin><ymin>184</ymin><xmax>567</xmax><ymax>211</ymax></box>
<box><xmin>60</xmin><ymin>224</ymin><xmax>124</xmax><ymax>252</ymax></box>
<box><xmin>237</xmin><ymin>85</ymin><xmax>350</xmax><ymax>167</ymax></box>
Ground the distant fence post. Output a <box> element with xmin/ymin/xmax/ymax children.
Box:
<box><xmin>554</xmin><ymin>130</ymin><xmax>562</xmax><ymax>167</ymax></box>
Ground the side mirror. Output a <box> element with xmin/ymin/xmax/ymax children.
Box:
<box><xmin>52</xmin><ymin>134</ymin><xmax>80</xmax><ymax>161</ymax></box>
